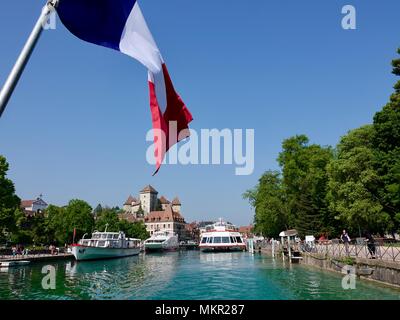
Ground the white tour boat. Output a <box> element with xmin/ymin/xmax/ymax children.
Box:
<box><xmin>144</xmin><ymin>230</ymin><xmax>179</xmax><ymax>252</ymax></box>
<box><xmin>199</xmin><ymin>219</ymin><xmax>246</xmax><ymax>252</ymax></box>
<box><xmin>71</xmin><ymin>231</ymin><xmax>141</xmax><ymax>261</ymax></box>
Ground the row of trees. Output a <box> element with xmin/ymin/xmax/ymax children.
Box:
<box><xmin>244</xmin><ymin>48</ymin><xmax>400</xmax><ymax>238</ymax></box>
<box><xmin>0</xmin><ymin>157</ymin><xmax>149</xmax><ymax>246</ymax></box>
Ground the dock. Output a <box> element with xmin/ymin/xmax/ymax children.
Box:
<box><xmin>0</xmin><ymin>253</ymin><xmax>74</xmax><ymax>263</ymax></box>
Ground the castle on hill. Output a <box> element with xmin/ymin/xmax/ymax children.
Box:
<box><xmin>120</xmin><ymin>185</ymin><xmax>187</xmax><ymax>240</ymax></box>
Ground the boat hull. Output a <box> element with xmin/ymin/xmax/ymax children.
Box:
<box><xmin>144</xmin><ymin>243</ymin><xmax>178</xmax><ymax>252</ymax></box>
<box><xmin>71</xmin><ymin>245</ymin><xmax>140</xmax><ymax>261</ymax></box>
<box><xmin>199</xmin><ymin>245</ymin><xmax>246</xmax><ymax>253</ymax></box>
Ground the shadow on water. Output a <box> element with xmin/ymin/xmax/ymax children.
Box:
<box><xmin>0</xmin><ymin>251</ymin><xmax>399</xmax><ymax>300</ymax></box>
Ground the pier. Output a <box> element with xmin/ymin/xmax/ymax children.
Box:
<box><xmin>0</xmin><ymin>253</ymin><xmax>74</xmax><ymax>263</ymax></box>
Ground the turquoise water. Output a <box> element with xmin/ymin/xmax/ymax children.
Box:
<box><xmin>0</xmin><ymin>251</ymin><xmax>399</xmax><ymax>300</ymax></box>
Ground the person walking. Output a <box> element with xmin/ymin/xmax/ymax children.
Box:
<box><xmin>340</xmin><ymin>230</ymin><xmax>351</xmax><ymax>256</ymax></box>
<box><xmin>365</xmin><ymin>232</ymin><xmax>376</xmax><ymax>259</ymax></box>
<box><xmin>11</xmin><ymin>245</ymin><xmax>17</xmax><ymax>257</ymax></box>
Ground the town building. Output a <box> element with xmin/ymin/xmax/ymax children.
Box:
<box><xmin>20</xmin><ymin>196</ymin><xmax>48</xmax><ymax>217</ymax></box>
<box><xmin>239</xmin><ymin>225</ymin><xmax>254</xmax><ymax>238</ymax></box>
<box><xmin>120</xmin><ymin>185</ymin><xmax>186</xmax><ymax>240</ymax></box>
<box><xmin>144</xmin><ymin>205</ymin><xmax>186</xmax><ymax>240</ymax></box>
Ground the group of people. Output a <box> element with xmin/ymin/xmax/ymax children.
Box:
<box><xmin>49</xmin><ymin>244</ymin><xmax>58</xmax><ymax>255</ymax></box>
<box><xmin>340</xmin><ymin>229</ymin><xmax>376</xmax><ymax>258</ymax></box>
<box><xmin>315</xmin><ymin>230</ymin><xmax>377</xmax><ymax>258</ymax></box>
<box><xmin>10</xmin><ymin>244</ymin><xmax>59</xmax><ymax>256</ymax></box>
<box><xmin>11</xmin><ymin>245</ymin><xmax>29</xmax><ymax>256</ymax></box>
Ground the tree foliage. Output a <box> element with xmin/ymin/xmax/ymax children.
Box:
<box><xmin>245</xmin><ymin>48</ymin><xmax>400</xmax><ymax>238</ymax></box>
<box><xmin>327</xmin><ymin>125</ymin><xmax>390</xmax><ymax>234</ymax></box>
<box><xmin>278</xmin><ymin>136</ymin><xmax>334</xmax><ymax>237</ymax></box>
<box><xmin>243</xmin><ymin>171</ymin><xmax>287</xmax><ymax>237</ymax></box>
<box><xmin>45</xmin><ymin>200</ymin><xmax>94</xmax><ymax>244</ymax></box>
<box><xmin>95</xmin><ymin>207</ymin><xmax>149</xmax><ymax>240</ymax></box>
<box><xmin>0</xmin><ymin>156</ymin><xmax>21</xmax><ymax>243</ymax></box>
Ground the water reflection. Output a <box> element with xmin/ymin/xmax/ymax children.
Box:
<box><xmin>64</xmin><ymin>253</ymin><xmax>179</xmax><ymax>299</ymax></box>
<box><xmin>0</xmin><ymin>252</ymin><xmax>399</xmax><ymax>300</ymax></box>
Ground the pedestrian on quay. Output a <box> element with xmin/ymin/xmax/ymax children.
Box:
<box><xmin>11</xmin><ymin>245</ymin><xmax>17</xmax><ymax>257</ymax></box>
<box><xmin>365</xmin><ymin>232</ymin><xmax>376</xmax><ymax>259</ymax></box>
<box><xmin>340</xmin><ymin>230</ymin><xmax>351</xmax><ymax>256</ymax></box>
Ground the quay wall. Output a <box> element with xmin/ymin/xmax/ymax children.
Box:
<box><xmin>0</xmin><ymin>253</ymin><xmax>74</xmax><ymax>263</ymax></box>
<box><xmin>261</xmin><ymin>248</ymin><xmax>400</xmax><ymax>289</ymax></box>
<box><xmin>300</xmin><ymin>253</ymin><xmax>400</xmax><ymax>289</ymax></box>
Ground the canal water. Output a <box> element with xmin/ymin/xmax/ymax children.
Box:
<box><xmin>0</xmin><ymin>251</ymin><xmax>399</xmax><ymax>300</ymax></box>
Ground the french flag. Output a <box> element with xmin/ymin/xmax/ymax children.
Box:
<box><xmin>56</xmin><ymin>0</ymin><xmax>193</xmax><ymax>174</ymax></box>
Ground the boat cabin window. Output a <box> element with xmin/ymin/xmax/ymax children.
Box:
<box><xmin>93</xmin><ymin>234</ymin><xmax>100</xmax><ymax>239</ymax></box>
<box><xmin>101</xmin><ymin>234</ymin><xmax>108</xmax><ymax>239</ymax></box>
<box><xmin>222</xmin><ymin>237</ymin><xmax>230</xmax><ymax>243</ymax></box>
<box><xmin>230</xmin><ymin>236</ymin><xmax>236</xmax><ymax>243</ymax></box>
<box><xmin>98</xmin><ymin>240</ymin><xmax>106</xmax><ymax>247</ymax></box>
<box><xmin>207</xmin><ymin>237</ymin><xmax>212</xmax><ymax>243</ymax></box>
<box><xmin>235</xmin><ymin>236</ymin><xmax>243</xmax><ymax>243</ymax></box>
<box><xmin>201</xmin><ymin>237</ymin><xmax>207</xmax><ymax>244</ymax></box>
<box><xmin>113</xmin><ymin>234</ymin><xmax>119</xmax><ymax>239</ymax></box>
<box><xmin>213</xmin><ymin>237</ymin><xmax>222</xmax><ymax>244</ymax></box>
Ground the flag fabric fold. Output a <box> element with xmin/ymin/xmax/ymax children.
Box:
<box><xmin>56</xmin><ymin>0</ymin><xmax>193</xmax><ymax>173</ymax></box>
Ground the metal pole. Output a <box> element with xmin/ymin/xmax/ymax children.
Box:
<box><xmin>0</xmin><ymin>1</ymin><xmax>57</xmax><ymax>118</ymax></box>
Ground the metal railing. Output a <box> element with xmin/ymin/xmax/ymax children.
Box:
<box><xmin>300</xmin><ymin>239</ymin><xmax>400</xmax><ymax>262</ymax></box>
<box><xmin>259</xmin><ymin>239</ymin><xmax>400</xmax><ymax>263</ymax></box>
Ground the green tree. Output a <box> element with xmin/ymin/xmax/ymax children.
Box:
<box><xmin>327</xmin><ymin>125</ymin><xmax>390</xmax><ymax>234</ymax></box>
<box><xmin>45</xmin><ymin>200</ymin><xmax>94</xmax><ymax>245</ymax></box>
<box><xmin>243</xmin><ymin>171</ymin><xmax>287</xmax><ymax>237</ymax></box>
<box><xmin>0</xmin><ymin>155</ymin><xmax>21</xmax><ymax>243</ymax></box>
<box><xmin>277</xmin><ymin>136</ymin><xmax>333</xmax><ymax>237</ymax></box>
<box><xmin>45</xmin><ymin>205</ymin><xmax>68</xmax><ymax>244</ymax></box>
<box><xmin>392</xmin><ymin>48</ymin><xmax>400</xmax><ymax>93</ymax></box>
<box><xmin>371</xmin><ymin>48</ymin><xmax>400</xmax><ymax>233</ymax></box>
<box><xmin>95</xmin><ymin>208</ymin><xmax>120</xmax><ymax>232</ymax></box>
<box><xmin>119</xmin><ymin>219</ymin><xmax>149</xmax><ymax>240</ymax></box>
<box><xmin>93</xmin><ymin>203</ymin><xmax>103</xmax><ymax>217</ymax></box>
<box><xmin>65</xmin><ymin>199</ymin><xmax>94</xmax><ymax>242</ymax></box>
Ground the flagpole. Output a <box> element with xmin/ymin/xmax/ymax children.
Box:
<box><xmin>0</xmin><ymin>0</ymin><xmax>58</xmax><ymax>118</ymax></box>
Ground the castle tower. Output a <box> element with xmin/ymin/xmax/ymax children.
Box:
<box><xmin>140</xmin><ymin>185</ymin><xmax>158</xmax><ymax>215</ymax></box>
<box><xmin>172</xmin><ymin>197</ymin><xmax>181</xmax><ymax>213</ymax></box>
<box><xmin>159</xmin><ymin>196</ymin><xmax>171</xmax><ymax>210</ymax></box>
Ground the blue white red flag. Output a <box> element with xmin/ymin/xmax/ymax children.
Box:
<box><xmin>56</xmin><ymin>0</ymin><xmax>193</xmax><ymax>174</ymax></box>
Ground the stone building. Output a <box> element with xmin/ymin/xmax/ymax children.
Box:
<box><xmin>144</xmin><ymin>205</ymin><xmax>186</xmax><ymax>240</ymax></box>
<box><xmin>20</xmin><ymin>197</ymin><xmax>48</xmax><ymax>217</ymax></box>
<box><xmin>120</xmin><ymin>185</ymin><xmax>186</xmax><ymax>239</ymax></box>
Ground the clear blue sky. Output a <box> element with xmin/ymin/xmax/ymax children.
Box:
<box><xmin>1</xmin><ymin>0</ymin><xmax>399</xmax><ymax>226</ymax></box>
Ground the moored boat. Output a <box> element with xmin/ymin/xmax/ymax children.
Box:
<box><xmin>71</xmin><ymin>231</ymin><xmax>141</xmax><ymax>261</ymax></box>
<box><xmin>144</xmin><ymin>230</ymin><xmax>179</xmax><ymax>252</ymax></box>
<box><xmin>199</xmin><ymin>219</ymin><xmax>246</xmax><ymax>252</ymax></box>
